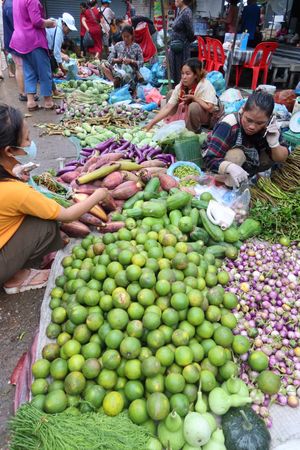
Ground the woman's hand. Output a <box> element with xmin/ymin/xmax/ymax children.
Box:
<box><xmin>90</xmin><ymin>188</ymin><xmax>109</xmax><ymax>204</ymax></box>
<box><xmin>62</xmin><ymin>54</ymin><xmax>70</xmax><ymax>62</ymax></box>
<box><xmin>265</xmin><ymin>118</ymin><xmax>280</xmax><ymax>148</ymax></box>
<box><xmin>123</xmin><ymin>58</ymin><xmax>135</xmax><ymax>66</ymax></box>
<box><xmin>144</xmin><ymin>123</ymin><xmax>153</xmax><ymax>132</ymax></box>
<box><xmin>183</xmin><ymin>94</ymin><xmax>195</xmax><ymax>104</ymax></box>
<box><xmin>44</xmin><ymin>19</ymin><xmax>56</xmax><ymax>29</ymax></box>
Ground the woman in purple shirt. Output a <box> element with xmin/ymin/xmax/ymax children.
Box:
<box><xmin>10</xmin><ymin>0</ymin><xmax>56</xmax><ymax>111</ymax></box>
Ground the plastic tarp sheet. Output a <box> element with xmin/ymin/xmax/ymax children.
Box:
<box><xmin>12</xmin><ymin>243</ymin><xmax>300</xmax><ymax>449</ymax></box>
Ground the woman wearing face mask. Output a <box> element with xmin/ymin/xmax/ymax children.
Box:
<box><xmin>145</xmin><ymin>58</ymin><xmax>219</xmax><ymax>133</ymax></box>
<box><xmin>0</xmin><ymin>104</ymin><xmax>108</xmax><ymax>294</ymax></box>
<box><xmin>204</xmin><ymin>91</ymin><xmax>289</xmax><ymax>187</ymax></box>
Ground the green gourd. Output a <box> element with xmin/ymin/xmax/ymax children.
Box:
<box><xmin>183</xmin><ymin>412</ymin><xmax>212</xmax><ymax>447</ymax></box>
<box><xmin>222</xmin><ymin>377</ymin><xmax>250</xmax><ymax>397</ymax></box>
<box><xmin>202</xmin><ymin>413</ymin><xmax>217</xmax><ymax>433</ymax></box>
<box><xmin>158</xmin><ymin>411</ymin><xmax>185</xmax><ymax>450</ymax></box>
<box><xmin>208</xmin><ymin>387</ymin><xmax>252</xmax><ymax>415</ymax></box>
<box><xmin>195</xmin><ymin>388</ymin><xmax>207</xmax><ymax>414</ymax></box>
<box><xmin>203</xmin><ymin>429</ymin><xmax>226</xmax><ymax>450</ymax></box>
<box><xmin>222</xmin><ymin>406</ymin><xmax>271</xmax><ymax>450</ymax></box>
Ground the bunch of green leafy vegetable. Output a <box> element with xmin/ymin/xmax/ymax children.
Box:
<box><xmin>250</xmin><ymin>198</ymin><xmax>300</xmax><ymax>242</ymax></box>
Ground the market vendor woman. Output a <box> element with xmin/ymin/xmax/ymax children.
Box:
<box><xmin>0</xmin><ymin>104</ymin><xmax>108</xmax><ymax>294</ymax></box>
<box><xmin>204</xmin><ymin>91</ymin><xmax>289</xmax><ymax>187</ymax></box>
<box><xmin>145</xmin><ymin>58</ymin><xmax>219</xmax><ymax>133</ymax></box>
<box><xmin>101</xmin><ymin>25</ymin><xmax>144</xmax><ymax>88</ymax></box>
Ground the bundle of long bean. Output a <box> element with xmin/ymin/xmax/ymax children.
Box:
<box><xmin>250</xmin><ymin>186</ymin><xmax>277</xmax><ymax>206</ymax></box>
<box><xmin>271</xmin><ymin>146</ymin><xmax>300</xmax><ymax>192</ymax></box>
<box><xmin>257</xmin><ymin>177</ymin><xmax>289</xmax><ymax>200</ymax></box>
<box><xmin>9</xmin><ymin>403</ymin><xmax>153</xmax><ymax>450</ymax></box>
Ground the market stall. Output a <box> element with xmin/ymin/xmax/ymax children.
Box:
<box><xmin>3</xmin><ymin>8</ymin><xmax>300</xmax><ymax>447</ymax></box>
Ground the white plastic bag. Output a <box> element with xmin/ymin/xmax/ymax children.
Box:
<box><xmin>153</xmin><ymin>120</ymin><xmax>186</xmax><ymax>142</ymax></box>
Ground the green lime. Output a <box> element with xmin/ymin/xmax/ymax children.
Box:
<box><xmin>248</xmin><ymin>351</ymin><xmax>269</xmax><ymax>372</ymax></box>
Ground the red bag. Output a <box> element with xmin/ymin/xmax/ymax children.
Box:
<box><xmin>274</xmin><ymin>90</ymin><xmax>296</xmax><ymax>112</ymax></box>
<box><xmin>134</xmin><ymin>22</ymin><xmax>157</xmax><ymax>62</ymax></box>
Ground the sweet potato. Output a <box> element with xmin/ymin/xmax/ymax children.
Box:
<box><xmin>60</xmin><ymin>221</ymin><xmax>90</xmax><ymax>237</ymax></box>
<box><xmin>98</xmin><ymin>221</ymin><xmax>125</xmax><ymax>233</ymax></box>
<box><xmin>79</xmin><ymin>213</ymin><xmax>103</xmax><ymax>226</ymax></box>
<box><xmin>114</xmin><ymin>200</ymin><xmax>125</xmax><ymax>210</ymax></box>
<box><xmin>121</xmin><ymin>171</ymin><xmax>140</xmax><ymax>182</ymax></box>
<box><xmin>73</xmin><ymin>184</ymin><xmax>98</xmax><ymax>195</ymax></box>
<box><xmin>111</xmin><ymin>181</ymin><xmax>142</xmax><ymax>200</ymax></box>
<box><xmin>102</xmin><ymin>171</ymin><xmax>124</xmax><ymax>190</ymax></box>
<box><xmin>87</xmin><ymin>153</ymin><xmax>124</xmax><ymax>173</ymax></box>
<box><xmin>60</xmin><ymin>171</ymin><xmax>80</xmax><ymax>184</ymax></box>
<box><xmin>140</xmin><ymin>160</ymin><xmax>166</xmax><ymax>168</ymax></box>
<box><xmin>158</xmin><ymin>173</ymin><xmax>179</xmax><ymax>191</ymax></box>
<box><xmin>101</xmin><ymin>192</ymin><xmax>117</xmax><ymax>212</ymax></box>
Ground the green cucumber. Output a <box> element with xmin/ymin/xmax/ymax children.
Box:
<box><xmin>123</xmin><ymin>191</ymin><xmax>144</xmax><ymax>209</ymax></box>
<box><xmin>169</xmin><ymin>210</ymin><xmax>183</xmax><ymax>227</ymax></box>
<box><xmin>200</xmin><ymin>210</ymin><xmax>224</xmax><ymax>242</ymax></box>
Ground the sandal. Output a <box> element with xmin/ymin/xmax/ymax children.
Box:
<box><xmin>28</xmin><ymin>104</ymin><xmax>43</xmax><ymax>112</ymax></box>
<box><xmin>4</xmin><ymin>269</ymin><xmax>50</xmax><ymax>294</ymax></box>
<box><xmin>44</xmin><ymin>104</ymin><xmax>59</xmax><ymax>110</ymax></box>
<box><xmin>19</xmin><ymin>94</ymin><xmax>39</xmax><ymax>102</ymax></box>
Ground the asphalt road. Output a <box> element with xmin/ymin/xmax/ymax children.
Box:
<box><xmin>0</xmin><ymin>76</ymin><xmax>76</xmax><ymax>449</ymax></box>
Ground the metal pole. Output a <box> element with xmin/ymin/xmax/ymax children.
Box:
<box><xmin>160</xmin><ymin>0</ymin><xmax>172</xmax><ymax>90</ymax></box>
<box><xmin>225</xmin><ymin>1</ymin><xmax>243</xmax><ymax>87</ymax></box>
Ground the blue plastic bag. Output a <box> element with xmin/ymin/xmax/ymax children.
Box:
<box><xmin>137</xmin><ymin>84</ymin><xmax>146</xmax><ymax>101</ymax></box>
<box><xmin>223</xmin><ymin>98</ymin><xmax>246</xmax><ymax>114</ymax></box>
<box><xmin>150</xmin><ymin>62</ymin><xmax>166</xmax><ymax>86</ymax></box>
<box><xmin>140</xmin><ymin>67</ymin><xmax>152</xmax><ymax>84</ymax></box>
<box><xmin>109</xmin><ymin>84</ymin><xmax>132</xmax><ymax>104</ymax></box>
<box><xmin>206</xmin><ymin>71</ymin><xmax>226</xmax><ymax>97</ymax></box>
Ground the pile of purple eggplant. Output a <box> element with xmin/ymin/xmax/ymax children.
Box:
<box><xmin>79</xmin><ymin>138</ymin><xmax>175</xmax><ymax>166</ymax></box>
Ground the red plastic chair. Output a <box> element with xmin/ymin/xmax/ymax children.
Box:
<box><xmin>197</xmin><ymin>36</ymin><xmax>207</xmax><ymax>68</ymax></box>
<box><xmin>235</xmin><ymin>41</ymin><xmax>278</xmax><ymax>90</ymax></box>
<box><xmin>211</xmin><ymin>38</ymin><xmax>226</xmax><ymax>72</ymax></box>
<box><xmin>205</xmin><ymin>37</ymin><xmax>215</xmax><ymax>72</ymax></box>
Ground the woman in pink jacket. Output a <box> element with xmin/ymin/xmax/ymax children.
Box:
<box><xmin>10</xmin><ymin>0</ymin><xmax>56</xmax><ymax>111</ymax></box>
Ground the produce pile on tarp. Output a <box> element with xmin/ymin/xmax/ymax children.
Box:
<box><xmin>9</xmin><ymin>173</ymin><xmax>300</xmax><ymax>449</ymax></box>
<box><xmin>8</xmin><ymin>74</ymin><xmax>300</xmax><ymax>450</ymax></box>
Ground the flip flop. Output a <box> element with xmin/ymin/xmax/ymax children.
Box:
<box><xmin>19</xmin><ymin>94</ymin><xmax>39</xmax><ymax>102</ymax></box>
<box><xmin>4</xmin><ymin>269</ymin><xmax>50</xmax><ymax>294</ymax></box>
<box><xmin>27</xmin><ymin>104</ymin><xmax>43</xmax><ymax>112</ymax></box>
<box><xmin>43</xmin><ymin>104</ymin><xmax>59</xmax><ymax>110</ymax></box>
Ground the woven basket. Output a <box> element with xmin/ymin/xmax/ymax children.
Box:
<box><xmin>174</xmin><ymin>136</ymin><xmax>203</xmax><ymax>168</ymax></box>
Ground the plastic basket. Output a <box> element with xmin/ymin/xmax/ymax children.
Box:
<box><xmin>174</xmin><ymin>136</ymin><xmax>203</xmax><ymax>168</ymax></box>
<box><xmin>282</xmin><ymin>130</ymin><xmax>300</xmax><ymax>148</ymax></box>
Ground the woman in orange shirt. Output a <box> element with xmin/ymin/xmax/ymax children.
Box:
<box><xmin>0</xmin><ymin>104</ymin><xmax>108</xmax><ymax>294</ymax></box>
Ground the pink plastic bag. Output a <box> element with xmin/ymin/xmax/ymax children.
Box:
<box><xmin>165</xmin><ymin>103</ymin><xmax>189</xmax><ymax>124</ymax></box>
<box><xmin>145</xmin><ymin>87</ymin><xmax>163</xmax><ymax>105</ymax></box>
